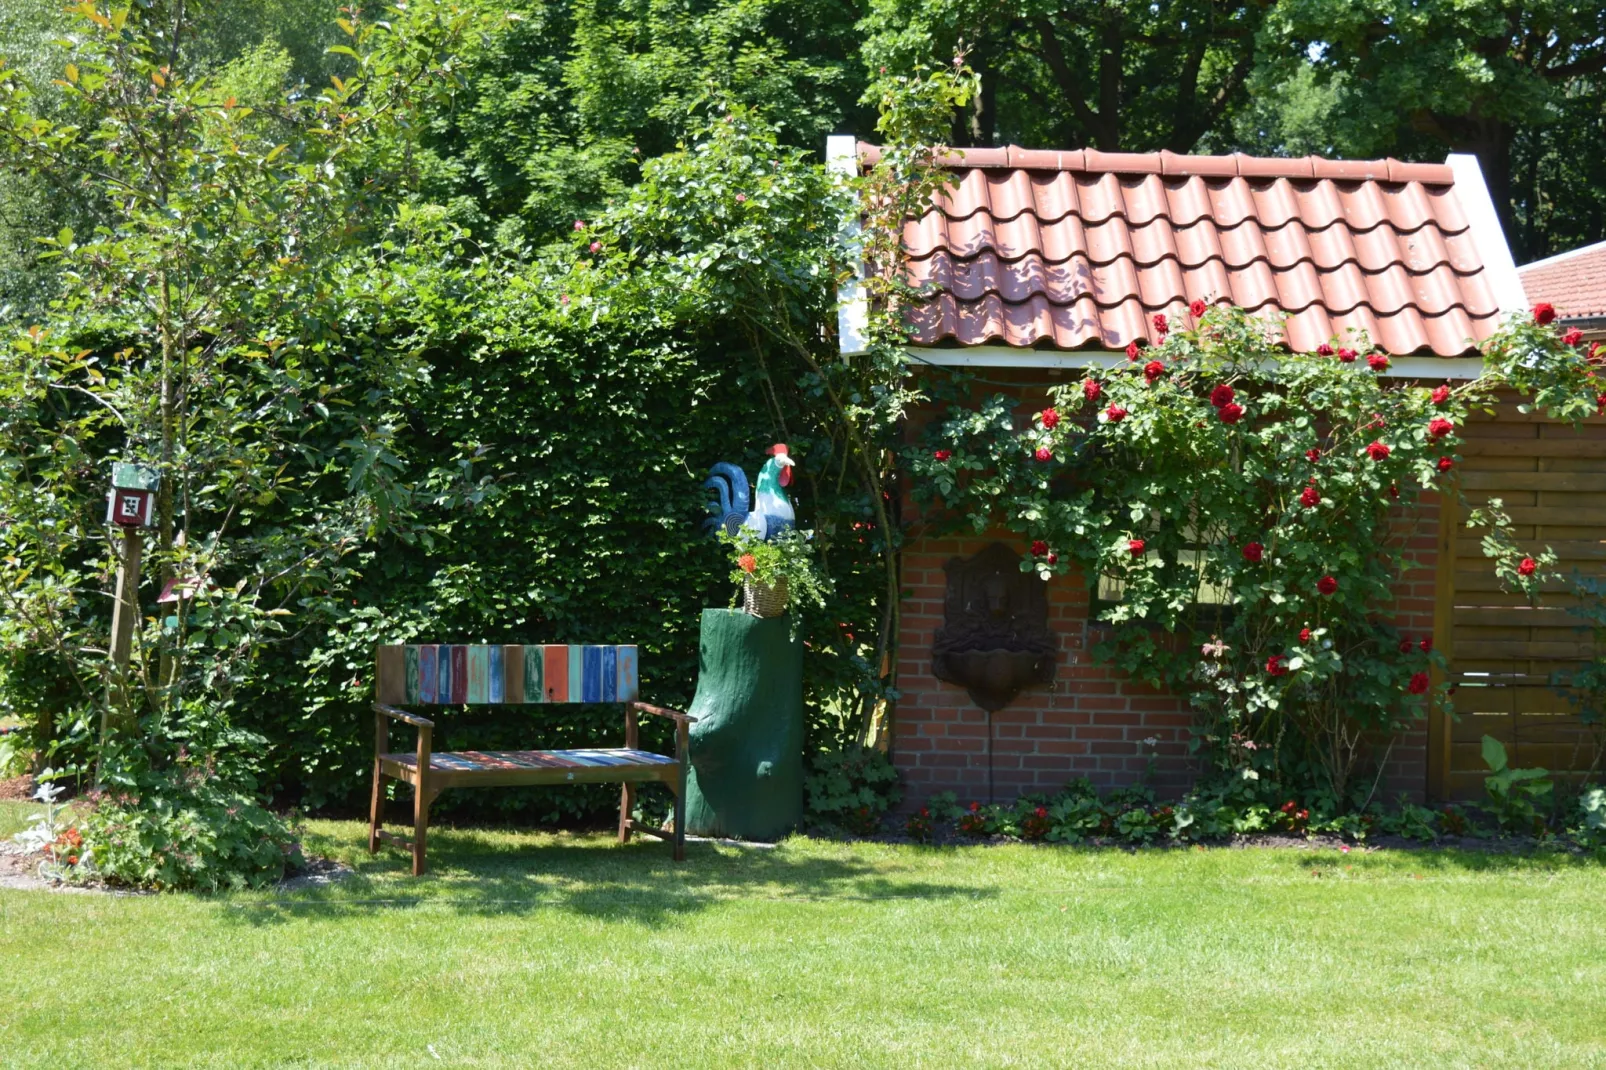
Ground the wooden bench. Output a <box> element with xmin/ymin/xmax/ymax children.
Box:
<box><xmin>370</xmin><ymin>643</ymin><xmax>694</xmax><ymax>875</ymax></box>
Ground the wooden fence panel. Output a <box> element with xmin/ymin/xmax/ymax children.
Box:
<box><xmin>1432</xmin><ymin>399</ymin><xmax>1606</xmax><ymax>799</ymax></box>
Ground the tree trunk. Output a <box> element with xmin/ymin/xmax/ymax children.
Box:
<box><xmin>683</xmin><ymin>609</ymin><xmax>805</xmax><ymax>840</ymax></box>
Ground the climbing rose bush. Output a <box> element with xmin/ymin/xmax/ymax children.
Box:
<box><xmin>913</xmin><ymin>305</ymin><xmax>1574</xmax><ymax>801</ymax></box>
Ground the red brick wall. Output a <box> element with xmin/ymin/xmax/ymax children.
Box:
<box><xmin>893</xmin><ymin>372</ymin><xmax>1442</xmax><ymax>807</ymax></box>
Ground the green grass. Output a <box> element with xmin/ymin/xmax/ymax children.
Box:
<box><xmin>1</xmin><ymin>801</ymin><xmax>1604</xmax><ymax>1068</ymax></box>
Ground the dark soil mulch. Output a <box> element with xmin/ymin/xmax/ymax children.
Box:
<box><xmin>0</xmin><ymin>775</ymin><xmax>36</xmax><ymax>801</ymax></box>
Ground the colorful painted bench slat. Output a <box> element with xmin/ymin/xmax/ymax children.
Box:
<box><xmin>369</xmin><ymin>643</ymin><xmax>691</xmax><ymax>876</ymax></box>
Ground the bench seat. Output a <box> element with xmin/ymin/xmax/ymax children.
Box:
<box><xmin>380</xmin><ymin>748</ymin><xmax>680</xmax><ymax>790</ymax></box>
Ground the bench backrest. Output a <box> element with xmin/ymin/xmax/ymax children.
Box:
<box><xmin>375</xmin><ymin>644</ymin><xmax>639</xmax><ymax>706</ymax></box>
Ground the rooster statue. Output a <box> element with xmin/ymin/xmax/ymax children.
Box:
<box><xmin>704</xmin><ymin>443</ymin><xmax>796</xmax><ymax>541</ymax></box>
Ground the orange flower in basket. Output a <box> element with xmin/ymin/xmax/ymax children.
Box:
<box><xmin>738</xmin><ymin>553</ymin><xmax>757</xmax><ymax>574</ymax></box>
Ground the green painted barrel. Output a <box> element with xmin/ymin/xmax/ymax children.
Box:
<box><xmin>684</xmin><ymin>608</ymin><xmax>804</xmax><ymax>841</ymax></box>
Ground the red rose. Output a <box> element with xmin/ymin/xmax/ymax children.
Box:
<box><xmin>1242</xmin><ymin>542</ymin><xmax>1263</xmax><ymax>563</ymax></box>
<box><xmin>1083</xmin><ymin>379</ymin><xmax>1102</xmax><ymax>402</ymax></box>
<box><xmin>1209</xmin><ymin>384</ymin><xmax>1235</xmax><ymax>408</ymax></box>
<box><xmin>1046</xmin><ymin>552</ymin><xmax>1058</xmax><ymax>565</ymax></box>
<box><xmin>1265</xmin><ymin>655</ymin><xmax>1288</xmax><ymax>677</ymax></box>
<box><xmin>1190</xmin><ymin>299</ymin><xmax>1207</xmax><ymax>319</ymax></box>
<box><xmin>1144</xmin><ymin>360</ymin><xmax>1165</xmax><ymax>384</ymax></box>
<box><xmin>1152</xmin><ymin>313</ymin><xmax>1169</xmax><ymax>335</ymax></box>
<box><xmin>1106</xmin><ymin>404</ymin><xmax>1128</xmax><ymax>422</ymax></box>
<box><xmin>1031</xmin><ymin>540</ymin><xmax>1048</xmax><ymax>556</ymax></box>
<box><xmin>1437</xmin><ymin>456</ymin><xmax>1453</xmax><ymax>473</ymax></box>
<box><xmin>1218</xmin><ymin>402</ymin><xmax>1244</xmax><ymax>424</ymax></box>
<box><xmin>1305</xmin><ymin>447</ymin><xmax>1322</xmax><ymax>462</ymax></box>
<box><xmin>1128</xmin><ymin>538</ymin><xmax>1146</xmax><ymax>557</ymax></box>
<box><xmin>1517</xmin><ymin>556</ymin><xmax>1536</xmax><ymax>577</ymax></box>
<box><xmin>1408</xmin><ymin>672</ymin><xmax>1430</xmax><ymax>695</ymax></box>
<box><xmin>1533</xmin><ymin>302</ymin><xmax>1556</xmax><ymax>325</ymax></box>
<box><xmin>1317</xmin><ymin>575</ymin><xmax>1338</xmax><ymax>595</ymax></box>
<box><xmin>1300</xmin><ymin>485</ymin><xmax>1321</xmax><ymax>508</ymax></box>
<box><xmin>1399</xmin><ymin>638</ymin><xmax>1414</xmax><ymax>654</ymax></box>
<box><xmin>573</xmin><ymin>220</ymin><xmax>586</xmax><ymax>231</ymax></box>
<box><xmin>1337</xmin><ymin>347</ymin><xmax>1357</xmax><ymax>363</ymax></box>
<box><xmin>1034</xmin><ymin>446</ymin><xmax>1052</xmax><ymax>462</ymax></box>
<box><xmin>1389</xmin><ymin>483</ymin><xmax>1400</xmax><ymax>499</ymax></box>
<box><xmin>1365</xmin><ymin>440</ymin><xmax>1391</xmax><ymax>460</ymax></box>
<box><xmin>1041</xmin><ymin>407</ymin><xmax>1061</xmax><ymax>429</ymax></box>
<box><xmin>1591</xmin><ymin>342</ymin><xmax>1604</xmax><ymax>363</ymax></box>
<box><xmin>1562</xmin><ymin>327</ymin><xmax>1584</xmax><ymax>347</ymax></box>
<box><xmin>933</xmin><ymin>449</ymin><xmax>952</xmax><ymax>461</ymax></box>
<box><xmin>1299</xmin><ymin>627</ymin><xmax>1312</xmax><ymax>643</ymax></box>
<box><xmin>1431</xmin><ymin>384</ymin><xmax>1451</xmax><ymax>406</ymax></box>
<box><xmin>1420</xmin><ymin>636</ymin><xmax>1433</xmax><ymax>652</ymax></box>
<box><xmin>1316</xmin><ymin>343</ymin><xmax>1334</xmax><ymax>357</ymax></box>
<box><xmin>1367</xmin><ymin>353</ymin><xmax>1390</xmax><ymax>372</ymax></box>
<box><xmin>1126</xmin><ymin>341</ymin><xmax>1141</xmax><ymax>361</ymax></box>
<box><xmin>1598</xmin><ymin>393</ymin><xmax>1606</xmax><ymax>415</ymax></box>
<box><xmin>1428</xmin><ymin>417</ymin><xmax>1454</xmax><ymax>438</ymax></box>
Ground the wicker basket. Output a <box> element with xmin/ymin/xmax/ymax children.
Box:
<box><xmin>742</xmin><ymin>577</ymin><xmax>789</xmax><ymax>618</ymax></box>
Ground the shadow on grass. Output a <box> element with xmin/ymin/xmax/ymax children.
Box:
<box><xmin>226</xmin><ymin>825</ymin><xmax>995</xmax><ymax>929</ymax></box>
<box><xmin>1297</xmin><ymin>843</ymin><xmax>1603</xmax><ymax>876</ymax></box>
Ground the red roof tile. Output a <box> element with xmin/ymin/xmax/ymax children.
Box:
<box><xmin>1519</xmin><ymin>241</ymin><xmax>1606</xmax><ymax>320</ymax></box>
<box><xmin>865</xmin><ymin>142</ymin><xmax>1504</xmax><ymax>356</ymax></box>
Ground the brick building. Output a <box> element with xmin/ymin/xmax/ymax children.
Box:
<box><xmin>825</xmin><ymin>138</ymin><xmax>1591</xmax><ymax>805</ymax></box>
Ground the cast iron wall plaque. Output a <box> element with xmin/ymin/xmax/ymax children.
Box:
<box><xmin>931</xmin><ymin>542</ymin><xmax>1057</xmax><ymax>711</ymax></box>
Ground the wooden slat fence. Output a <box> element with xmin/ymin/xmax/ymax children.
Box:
<box><xmin>1432</xmin><ymin>398</ymin><xmax>1606</xmax><ymax>798</ymax></box>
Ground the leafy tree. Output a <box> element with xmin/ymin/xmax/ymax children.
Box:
<box><xmin>0</xmin><ymin>0</ymin><xmax>471</xmax><ymax>787</ymax></box>
<box><xmin>861</xmin><ymin>0</ymin><xmax>1265</xmax><ymax>151</ymax></box>
<box><xmin>403</xmin><ymin>0</ymin><xmax>874</xmax><ymax>247</ymax></box>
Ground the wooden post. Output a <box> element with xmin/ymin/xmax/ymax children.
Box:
<box><xmin>413</xmin><ymin>722</ymin><xmax>433</xmax><ymax>876</ymax></box>
<box><xmin>97</xmin><ymin>526</ymin><xmax>144</xmax><ymax>781</ymax></box>
<box><xmin>618</xmin><ymin>704</ymin><xmax>639</xmax><ymax>844</ymax></box>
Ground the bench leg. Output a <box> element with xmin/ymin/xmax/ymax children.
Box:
<box><xmin>673</xmin><ymin>768</ymin><xmax>686</xmax><ymax>862</ymax></box>
<box><xmin>618</xmin><ymin>784</ymin><xmax>636</xmax><ymax>844</ymax></box>
<box><xmin>368</xmin><ymin>760</ymin><xmax>384</xmax><ymax>854</ymax></box>
<box><xmin>412</xmin><ymin>785</ymin><xmax>431</xmax><ymax>876</ymax></box>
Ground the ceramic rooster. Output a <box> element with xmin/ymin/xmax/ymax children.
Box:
<box><xmin>703</xmin><ymin>443</ymin><xmax>796</xmax><ymax>541</ymax></box>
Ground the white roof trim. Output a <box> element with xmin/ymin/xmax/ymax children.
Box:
<box><xmin>904</xmin><ymin>346</ymin><xmax>1486</xmax><ymax>380</ymax></box>
<box><xmin>1518</xmin><ymin>237</ymin><xmax>1606</xmax><ymax>272</ymax></box>
<box><xmin>827</xmin><ymin>135</ymin><xmax>869</xmax><ymax>357</ymax></box>
<box><xmin>1446</xmin><ymin>154</ymin><xmax>1527</xmax><ymax>316</ymax></box>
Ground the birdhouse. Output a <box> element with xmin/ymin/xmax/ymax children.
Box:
<box><xmin>105</xmin><ymin>462</ymin><xmax>158</xmax><ymax>529</ymax></box>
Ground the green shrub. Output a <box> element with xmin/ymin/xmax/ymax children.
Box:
<box><xmin>804</xmin><ymin>747</ymin><xmax>902</xmax><ymax>834</ymax></box>
<box><xmin>80</xmin><ymin>778</ymin><xmax>302</xmax><ymax>893</ymax></box>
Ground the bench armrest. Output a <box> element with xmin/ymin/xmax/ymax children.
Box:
<box><xmin>374</xmin><ymin>703</ymin><xmax>435</xmax><ymax>728</ymax></box>
<box><xmin>627</xmin><ymin>701</ymin><xmax>696</xmax><ymax>725</ymax></box>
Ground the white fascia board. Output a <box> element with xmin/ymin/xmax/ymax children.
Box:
<box><xmin>904</xmin><ymin>346</ymin><xmax>1485</xmax><ymax>380</ymax></box>
<box><xmin>827</xmin><ymin>134</ymin><xmax>869</xmax><ymax>358</ymax></box>
<box><xmin>1446</xmin><ymin>153</ymin><xmax>1528</xmax><ymax>317</ymax></box>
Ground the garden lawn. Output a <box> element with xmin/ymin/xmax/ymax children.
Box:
<box><xmin>0</xmin><ymin>802</ymin><xmax>1603</xmax><ymax>1068</ymax></box>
